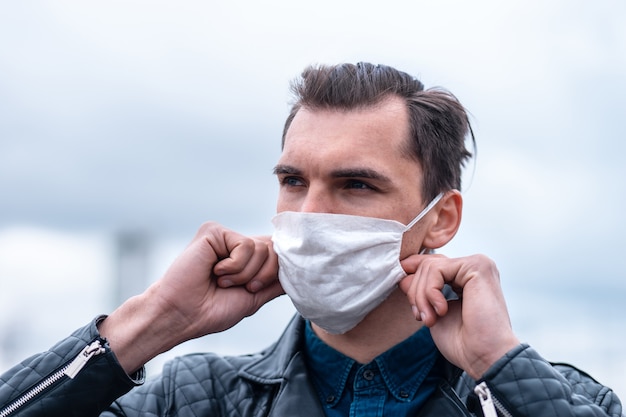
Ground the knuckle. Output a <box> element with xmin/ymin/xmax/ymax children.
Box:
<box><xmin>198</xmin><ymin>220</ymin><xmax>221</xmax><ymax>231</ymax></box>
<box><xmin>470</xmin><ymin>253</ymin><xmax>497</xmax><ymax>269</ymax></box>
<box><xmin>469</xmin><ymin>253</ymin><xmax>500</xmax><ymax>281</ymax></box>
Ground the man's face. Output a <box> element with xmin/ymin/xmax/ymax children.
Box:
<box><xmin>274</xmin><ymin>96</ymin><xmax>430</xmax><ymax>257</ymax></box>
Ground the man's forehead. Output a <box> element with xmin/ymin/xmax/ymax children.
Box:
<box><xmin>278</xmin><ymin>96</ymin><xmax>418</xmax><ymax>175</ymax></box>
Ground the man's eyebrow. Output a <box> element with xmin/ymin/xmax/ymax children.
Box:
<box><xmin>273</xmin><ymin>164</ymin><xmax>391</xmax><ymax>182</ymax></box>
<box><xmin>273</xmin><ymin>164</ymin><xmax>301</xmax><ymax>175</ymax></box>
<box><xmin>331</xmin><ymin>168</ymin><xmax>391</xmax><ymax>182</ymax></box>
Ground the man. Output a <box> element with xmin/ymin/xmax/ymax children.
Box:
<box><xmin>0</xmin><ymin>63</ymin><xmax>622</xmax><ymax>416</ymax></box>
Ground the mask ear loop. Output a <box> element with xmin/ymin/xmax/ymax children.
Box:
<box><xmin>408</xmin><ymin>192</ymin><xmax>459</xmax><ymax>300</ymax></box>
<box><xmin>407</xmin><ymin>192</ymin><xmax>445</xmax><ymax>256</ymax></box>
<box><xmin>405</xmin><ymin>192</ymin><xmax>445</xmax><ymax>231</ymax></box>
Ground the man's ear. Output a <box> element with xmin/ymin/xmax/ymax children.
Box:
<box><xmin>423</xmin><ymin>190</ymin><xmax>463</xmax><ymax>249</ymax></box>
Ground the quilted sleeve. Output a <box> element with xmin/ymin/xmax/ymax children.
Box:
<box><xmin>0</xmin><ymin>318</ymin><xmax>143</xmax><ymax>417</ymax></box>
<box><xmin>103</xmin><ymin>352</ymin><xmax>274</xmax><ymax>417</ymax></box>
<box><xmin>481</xmin><ymin>344</ymin><xmax>623</xmax><ymax>417</ymax></box>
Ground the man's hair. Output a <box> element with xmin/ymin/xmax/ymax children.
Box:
<box><xmin>282</xmin><ymin>62</ymin><xmax>474</xmax><ymax>201</ymax></box>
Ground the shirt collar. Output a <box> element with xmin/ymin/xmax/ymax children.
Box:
<box><xmin>375</xmin><ymin>325</ymin><xmax>439</xmax><ymax>401</ymax></box>
<box><xmin>304</xmin><ymin>321</ymin><xmax>354</xmax><ymax>406</ymax></box>
<box><xmin>303</xmin><ymin>320</ymin><xmax>439</xmax><ymax>404</ymax></box>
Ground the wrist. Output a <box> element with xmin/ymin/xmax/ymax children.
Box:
<box><xmin>97</xmin><ymin>291</ymin><xmax>188</xmax><ymax>374</ymax></box>
<box><xmin>468</xmin><ymin>337</ymin><xmax>521</xmax><ymax>380</ymax></box>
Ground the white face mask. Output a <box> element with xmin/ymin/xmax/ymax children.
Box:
<box><xmin>271</xmin><ymin>193</ymin><xmax>443</xmax><ymax>334</ymax></box>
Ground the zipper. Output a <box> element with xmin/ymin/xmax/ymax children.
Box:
<box><xmin>0</xmin><ymin>340</ymin><xmax>105</xmax><ymax>417</ymax></box>
<box><xmin>474</xmin><ymin>381</ymin><xmax>513</xmax><ymax>417</ymax></box>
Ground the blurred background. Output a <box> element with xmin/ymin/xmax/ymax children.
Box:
<box><xmin>1</xmin><ymin>0</ymin><xmax>625</xmax><ymax>398</ymax></box>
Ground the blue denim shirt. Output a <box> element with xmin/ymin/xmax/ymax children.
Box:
<box><xmin>304</xmin><ymin>321</ymin><xmax>444</xmax><ymax>416</ymax></box>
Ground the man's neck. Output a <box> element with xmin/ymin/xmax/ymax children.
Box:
<box><xmin>311</xmin><ymin>288</ymin><xmax>424</xmax><ymax>364</ymax></box>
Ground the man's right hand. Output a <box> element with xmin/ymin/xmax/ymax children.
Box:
<box><xmin>98</xmin><ymin>222</ymin><xmax>283</xmax><ymax>374</ymax></box>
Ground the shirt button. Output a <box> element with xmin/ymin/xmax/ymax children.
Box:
<box><xmin>363</xmin><ymin>369</ymin><xmax>375</xmax><ymax>380</ymax></box>
<box><xmin>326</xmin><ymin>395</ymin><xmax>335</xmax><ymax>404</ymax></box>
<box><xmin>399</xmin><ymin>390</ymin><xmax>409</xmax><ymax>398</ymax></box>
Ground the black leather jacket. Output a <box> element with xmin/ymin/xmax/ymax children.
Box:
<box><xmin>0</xmin><ymin>315</ymin><xmax>623</xmax><ymax>416</ymax></box>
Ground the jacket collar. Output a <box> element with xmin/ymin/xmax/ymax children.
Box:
<box><xmin>238</xmin><ymin>314</ymin><xmax>469</xmax><ymax>417</ymax></box>
<box><xmin>238</xmin><ymin>314</ymin><xmax>463</xmax><ymax>386</ymax></box>
<box><xmin>238</xmin><ymin>314</ymin><xmax>307</xmax><ymax>384</ymax></box>
<box><xmin>239</xmin><ymin>315</ymin><xmax>326</xmax><ymax>416</ymax></box>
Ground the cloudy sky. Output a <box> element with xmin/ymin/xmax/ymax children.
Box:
<box><xmin>1</xmin><ymin>0</ymin><xmax>625</xmax><ymax>396</ymax></box>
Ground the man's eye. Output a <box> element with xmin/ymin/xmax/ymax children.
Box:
<box><xmin>345</xmin><ymin>180</ymin><xmax>373</xmax><ymax>190</ymax></box>
<box><xmin>281</xmin><ymin>176</ymin><xmax>304</xmax><ymax>187</ymax></box>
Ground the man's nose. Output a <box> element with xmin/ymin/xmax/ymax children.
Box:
<box><xmin>299</xmin><ymin>186</ymin><xmax>334</xmax><ymax>213</ymax></box>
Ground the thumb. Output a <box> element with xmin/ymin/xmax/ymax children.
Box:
<box><xmin>246</xmin><ymin>280</ymin><xmax>285</xmax><ymax>317</ymax></box>
<box><xmin>400</xmin><ymin>253</ymin><xmax>426</xmax><ymax>274</ymax></box>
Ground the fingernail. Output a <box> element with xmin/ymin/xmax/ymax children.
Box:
<box><xmin>412</xmin><ymin>305</ymin><xmax>419</xmax><ymax>319</ymax></box>
<box><xmin>420</xmin><ymin>312</ymin><xmax>426</xmax><ymax>322</ymax></box>
<box><xmin>249</xmin><ymin>280</ymin><xmax>263</xmax><ymax>292</ymax></box>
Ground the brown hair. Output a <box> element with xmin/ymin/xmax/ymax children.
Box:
<box><xmin>282</xmin><ymin>62</ymin><xmax>474</xmax><ymax>201</ymax></box>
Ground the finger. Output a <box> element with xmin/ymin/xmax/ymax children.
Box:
<box><xmin>247</xmin><ymin>280</ymin><xmax>285</xmax><ymax>316</ymax></box>
<box><xmin>400</xmin><ymin>253</ymin><xmax>425</xmax><ymax>274</ymax></box>
<box><xmin>214</xmin><ymin>239</ymin><xmax>269</xmax><ymax>287</ymax></box>
<box><xmin>425</xmin><ymin>285</ymin><xmax>449</xmax><ymax>317</ymax></box>
<box><xmin>413</xmin><ymin>260</ymin><xmax>437</xmax><ymax>325</ymax></box>
<box><xmin>408</xmin><ymin>257</ymin><xmax>450</xmax><ymax>327</ymax></box>
<box><xmin>401</xmin><ymin>274</ymin><xmax>427</xmax><ymax>323</ymax></box>
<box><xmin>398</xmin><ymin>274</ymin><xmax>414</xmax><ymax>295</ymax></box>
<box><xmin>400</xmin><ymin>252</ymin><xmax>446</xmax><ymax>274</ymax></box>
<box><xmin>245</xmin><ymin>241</ymin><xmax>279</xmax><ymax>292</ymax></box>
<box><xmin>400</xmin><ymin>254</ymin><xmax>435</xmax><ymax>318</ymax></box>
